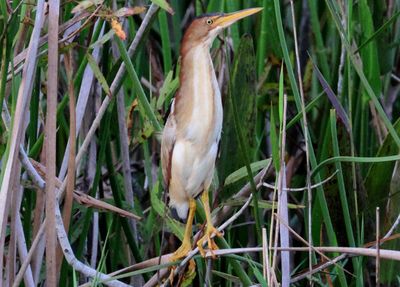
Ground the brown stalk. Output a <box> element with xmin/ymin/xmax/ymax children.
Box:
<box><xmin>45</xmin><ymin>1</ymin><xmax>60</xmax><ymax>285</ymax></box>
<box><xmin>6</xmin><ymin>168</ymin><xmax>22</xmax><ymax>285</ymax></box>
<box><xmin>57</xmin><ymin>48</ymin><xmax>76</xmax><ymax>273</ymax></box>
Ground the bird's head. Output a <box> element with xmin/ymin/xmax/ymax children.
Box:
<box><xmin>182</xmin><ymin>7</ymin><xmax>263</xmax><ymax>52</ymax></box>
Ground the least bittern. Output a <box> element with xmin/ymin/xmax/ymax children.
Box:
<box><xmin>161</xmin><ymin>8</ymin><xmax>262</xmax><ymax>263</ymax></box>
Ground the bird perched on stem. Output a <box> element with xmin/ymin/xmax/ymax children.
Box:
<box><xmin>161</xmin><ymin>7</ymin><xmax>263</xmax><ymax>263</ymax></box>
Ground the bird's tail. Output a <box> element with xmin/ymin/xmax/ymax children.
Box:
<box><xmin>169</xmin><ymin>197</ymin><xmax>189</xmax><ymax>223</ymax></box>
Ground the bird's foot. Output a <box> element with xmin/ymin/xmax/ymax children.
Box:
<box><xmin>170</xmin><ymin>239</ymin><xmax>192</xmax><ymax>263</ymax></box>
<box><xmin>197</xmin><ymin>225</ymin><xmax>222</xmax><ymax>258</ymax></box>
<box><xmin>169</xmin><ymin>240</ymin><xmax>193</xmax><ymax>284</ymax></box>
<box><xmin>168</xmin><ymin>259</ymin><xmax>196</xmax><ymax>286</ymax></box>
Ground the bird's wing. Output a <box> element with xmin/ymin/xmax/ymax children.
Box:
<box><xmin>161</xmin><ymin>108</ymin><xmax>177</xmax><ymax>190</ymax></box>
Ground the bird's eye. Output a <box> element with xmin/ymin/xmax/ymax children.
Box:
<box><xmin>206</xmin><ymin>18</ymin><xmax>213</xmax><ymax>25</ymax></box>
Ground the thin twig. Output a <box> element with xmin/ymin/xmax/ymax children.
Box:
<box><xmin>384</xmin><ymin>213</ymin><xmax>400</xmax><ymax>240</ymax></box>
<box><xmin>291</xmin><ymin>231</ymin><xmax>400</xmax><ymax>283</ymax></box>
<box><xmin>262</xmin><ymin>227</ymin><xmax>271</xmax><ymax>286</ymax></box>
<box><xmin>15</xmin><ymin>210</ymin><xmax>35</xmax><ymax>286</ymax></box>
<box><xmin>274</xmin><ymin>246</ymin><xmax>400</xmax><ymax>261</ymax></box>
<box><xmin>376</xmin><ymin>207</ymin><xmax>380</xmax><ymax>287</ymax></box>
<box><xmin>13</xmin><ymin>222</ymin><xmax>45</xmax><ymax>287</ymax></box>
<box><xmin>274</xmin><ymin>214</ymin><xmax>353</xmax><ymax>278</ymax></box>
<box><xmin>263</xmin><ymin>170</ymin><xmax>338</xmax><ymax>192</ymax></box>
<box><xmin>215</xmin><ymin>167</ymin><xmax>271</xmax><ymax>227</ymax></box>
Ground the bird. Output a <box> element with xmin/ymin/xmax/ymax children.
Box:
<box><xmin>161</xmin><ymin>7</ymin><xmax>263</xmax><ymax>262</ymax></box>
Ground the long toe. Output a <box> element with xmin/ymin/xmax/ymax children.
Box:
<box><xmin>197</xmin><ymin>225</ymin><xmax>222</xmax><ymax>258</ymax></box>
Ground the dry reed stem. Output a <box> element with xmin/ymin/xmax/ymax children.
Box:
<box><xmin>0</xmin><ymin>0</ymin><xmax>46</xmax><ymax>282</ymax></box>
<box><xmin>15</xmin><ymin>211</ymin><xmax>35</xmax><ymax>286</ymax></box>
<box><xmin>278</xmin><ymin>89</ymin><xmax>290</xmax><ymax>286</ymax></box>
<box><xmin>13</xmin><ymin>223</ymin><xmax>45</xmax><ymax>287</ymax></box>
<box><xmin>45</xmin><ymin>1</ymin><xmax>60</xmax><ymax>285</ymax></box>
<box><xmin>262</xmin><ymin>227</ymin><xmax>271</xmax><ymax>286</ymax></box>
<box><xmin>376</xmin><ymin>207</ymin><xmax>380</xmax><ymax>287</ymax></box>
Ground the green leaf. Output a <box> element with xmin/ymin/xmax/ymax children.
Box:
<box><xmin>278</xmin><ymin>63</ymin><xmax>284</xmax><ymax>124</ymax></box>
<box><xmin>224</xmin><ymin>159</ymin><xmax>271</xmax><ymax>186</ymax></box>
<box><xmin>86</xmin><ymin>52</ymin><xmax>111</xmax><ymax>96</ymax></box>
<box><xmin>115</xmin><ymin>36</ymin><xmax>163</xmax><ymax>132</ymax></box>
<box><xmin>270</xmin><ymin>104</ymin><xmax>280</xmax><ymax>172</ymax></box>
<box><xmin>156</xmin><ymin>70</ymin><xmax>179</xmax><ymax>110</ymax></box>
<box><xmin>218</xmin><ymin>34</ymin><xmax>258</xmax><ymax>196</ymax></box>
<box><xmin>212</xmin><ymin>271</ymin><xmax>241</xmax><ymax>284</ymax></box>
<box><xmin>151</xmin><ymin>0</ymin><xmax>174</xmax><ymax>14</ymax></box>
<box><xmin>150</xmin><ymin>181</ymin><xmax>184</xmax><ymax>240</ymax></box>
<box><xmin>364</xmin><ymin>117</ymin><xmax>400</xmax><ymax>214</ymax></box>
<box><xmin>90</xmin><ymin>30</ymin><xmax>115</xmax><ymax>49</ymax></box>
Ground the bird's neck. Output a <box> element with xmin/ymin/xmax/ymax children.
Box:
<box><xmin>181</xmin><ymin>44</ymin><xmax>213</xmax><ymax>77</ymax></box>
<box><xmin>179</xmin><ymin>44</ymin><xmax>218</xmax><ymax>104</ymax></box>
<box><xmin>174</xmin><ymin>44</ymin><xmax>222</xmax><ymax>140</ymax></box>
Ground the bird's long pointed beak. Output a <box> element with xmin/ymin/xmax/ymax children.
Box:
<box><xmin>213</xmin><ymin>7</ymin><xmax>263</xmax><ymax>28</ymax></box>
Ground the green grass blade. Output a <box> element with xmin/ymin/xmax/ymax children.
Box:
<box><xmin>115</xmin><ymin>36</ymin><xmax>162</xmax><ymax>132</ymax></box>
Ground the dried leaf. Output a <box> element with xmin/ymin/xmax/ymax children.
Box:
<box><xmin>71</xmin><ymin>0</ymin><xmax>103</xmax><ymax>14</ymax></box>
<box><xmin>127</xmin><ymin>99</ymin><xmax>138</xmax><ymax>138</ymax></box>
<box><xmin>111</xmin><ymin>18</ymin><xmax>126</xmax><ymax>40</ymax></box>
<box><xmin>114</xmin><ymin>7</ymin><xmax>147</xmax><ymax>17</ymax></box>
<box><xmin>29</xmin><ymin>159</ymin><xmax>141</xmax><ymax>220</ymax></box>
<box><xmin>73</xmin><ymin>190</ymin><xmax>141</xmax><ymax>220</ymax></box>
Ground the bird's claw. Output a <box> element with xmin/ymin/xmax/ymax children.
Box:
<box><xmin>169</xmin><ymin>239</ymin><xmax>192</xmax><ymax>263</ymax></box>
<box><xmin>168</xmin><ymin>258</ymin><xmax>196</xmax><ymax>285</ymax></box>
<box><xmin>197</xmin><ymin>225</ymin><xmax>222</xmax><ymax>258</ymax></box>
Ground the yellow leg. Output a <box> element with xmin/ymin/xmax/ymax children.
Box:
<box><xmin>169</xmin><ymin>199</ymin><xmax>196</xmax><ymax>284</ymax></box>
<box><xmin>170</xmin><ymin>198</ymin><xmax>196</xmax><ymax>263</ymax></box>
<box><xmin>197</xmin><ymin>191</ymin><xmax>222</xmax><ymax>258</ymax></box>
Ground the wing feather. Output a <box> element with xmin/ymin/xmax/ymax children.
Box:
<box><xmin>161</xmin><ymin>105</ymin><xmax>177</xmax><ymax>189</ymax></box>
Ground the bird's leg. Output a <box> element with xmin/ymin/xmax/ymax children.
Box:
<box><xmin>170</xmin><ymin>198</ymin><xmax>196</xmax><ymax>263</ymax></box>
<box><xmin>169</xmin><ymin>199</ymin><xmax>196</xmax><ymax>285</ymax></box>
<box><xmin>197</xmin><ymin>191</ymin><xmax>222</xmax><ymax>258</ymax></box>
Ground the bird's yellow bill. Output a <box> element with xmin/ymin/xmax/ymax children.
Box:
<box><xmin>213</xmin><ymin>7</ymin><xmax>263</xmax><ymax>28</ymax></box>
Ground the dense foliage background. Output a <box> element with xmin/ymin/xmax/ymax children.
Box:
<box><xmin>0</xmin><ymin>0</ymin><xmax>400</xmax><ymax>286</ymax></box>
